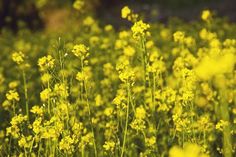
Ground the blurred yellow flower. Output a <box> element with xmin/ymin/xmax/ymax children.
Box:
<box><xmin>12</xmin><ymin>51</ymin><xmax>25</xmax><ymax>65</ymax></box>
<box><xmin>201</xmin><ymin>10</ymin><xmax>212</xmax><ymax>22</ymax></box>
<box><xmin>6</xmin><ymin>90</ymin><xmax>20</xmax><ymax>102</ymax></box>
<box><xmin>121</xmin><ymin>6</ymin><xmax>131</xmax><ymax>19</ymax></box>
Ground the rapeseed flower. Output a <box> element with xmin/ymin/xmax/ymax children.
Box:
<box><xmin>73</xmin><ymin>0</ymin><xmax>84</xmax><ymax>11</ymax></box>
<box><xmin>72</xmin><ymin>44</ymin><xmax>89</xmax><ymax>59</ymax></box>
<box><xmin>121</xmin><ymin>6</ymin><xmax>131</xmax><ymax>19</ymax></box>
<box><xmin>6</xmin><ymin>90</ymin><xmax>20</xmax><ymax>102</ymax></box>
<box><xmin>12</xmin><ymin>51</ymin><xmax>25</xmax><ymax>65</ymax></box>
<box><xmin>38</xmin><ymin>55</ymin><xmax>55</xmax><ymax>72</ymax></box>
<box><xmin>103</xmin><ymin>141</ymin><xmax>116</xmax><ymax>152</ymax></box>
<box><xmin>201</xmin><ymin>10</ymin><xmax>212</xmax><ymax>22</ymax></box>
<box><xmin>131</xmin><ymin>20</ymin><xmax>150</xmax><ymax>39</ymax></box>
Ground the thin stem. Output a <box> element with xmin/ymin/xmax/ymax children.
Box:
<box><xmin>37</xmin><ymin>139</ymin><xmax>42</xmax><ymax>157</ymax></box>
<box><xmin>29</xmin><ymin>137</ymin><xmax>35</xmax><ymax>153</ymax></box>
<box><xmin>121</xmin><ymin>82</ymin><xmax>130</xmax><ymax>157</ymax></box>
<box><xmin>141</xmin><ymin>37</ymin><xmax>148</xmax><ymax>89</ymax></box>
<box><xmin>84</xmin><ymin>75</ymin><xmax>98</xmax><ymax>157</ymax></box>
<box><xmin>22</xmin><ymin>70</ymin><xmax>29</xmax><ymax>118</ymax></box>
<box><xmin>13</xmin><ymin>100</ymin><xmax>15</xmax><ymax>116</ymax></box>
<box><xmin>219</xmin><ymin>89</ymin><xmax>232</xmax><ymax>157</ymax></box>
<box><xmin>82</xmin><ymin>145</ymin><xmax>85</xmax><ymax>157</ymax></box>
<box><xmin>47</xmin><ymin>80</ymin><xmax>51</xmax><ymax>115</ymax></box>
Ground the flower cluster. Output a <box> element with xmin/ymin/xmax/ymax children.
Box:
<box><xmin>38</xmin><ymin>55</ymin><xmax>55</xmax><ymax>72</ymax></box>
<box><xmin>131</xmin><ymin>20</ymin><xmax>150</xmax><ymax>40</ymax></box>
<box><xmin>0</xmin><ymin>4</ymin><xmax>235</xmax><ymax>157</ymax></box>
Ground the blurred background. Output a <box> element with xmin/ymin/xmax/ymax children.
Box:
<box><xmin>0</xmin><ymin>0</ymin><xmax>236</xmax><ymax>32</ymax></box>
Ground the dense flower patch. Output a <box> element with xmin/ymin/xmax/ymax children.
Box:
<box><xmin>0</xmin><ymin>4</ymin><xmax>235</xmax><ymax>157</ymax></box>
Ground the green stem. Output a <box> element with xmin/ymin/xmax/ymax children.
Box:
<box><xmin>141</xmin><ymin>37</ymin><xmax>148</xmax><ymax>89</ymax></box>
<box><xmin>24</xmin><ymin>148</ymin><xmax>27</xmax><ymax>157</ymax></box>
<box><xmin>84</xmin><ymin>79</ymin><xmax>97</xmax><ymax>157</ymax></box>
<box><xmin>29</xmin><ymin>137</ymin><xmax>35</xmax><ymax>153</ymax></box>
<box><xmin>13</xmin><ymin>100</ymin><xmax>15</xmax><ymax>116</ymax></box>
<box><xmin>82</xmin><ymin>145</ymin><xmax>85</xmax><ymax>157</ymax></box>
<box><xmin>37</xmin><ymin>139</ymin><xmax>42</xmax><ymax>157</ymax></box>
<box><xmin>22</xmin><ymin>70</ymin><xmax>29</xmax><ymax>118</ymax></box>
<box><xmin>219</xmin><ymin>89</ymin><xmax>232</xmax><ymax>157</ymax></box>
<box><xmin>47</xmin><ymin>80</ymin><xmax>51</xmax><ymax>115</ymax></box>
<box><xmin>121</xmin><ymin>82</ymin><xmax>130</xmax><ymax>157</ymax></box>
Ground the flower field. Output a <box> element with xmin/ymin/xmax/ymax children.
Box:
<box><xmin>0</xmin><ymin>2</ymin><xmax>236</xmax><ymax>157</ymax></box>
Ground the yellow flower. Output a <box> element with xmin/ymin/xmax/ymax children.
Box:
<box><xmin>195</xmin><ymin>52</ymin><xmax>235</xmax><ymax>80</ymax></box>
<box><xmin>80</xmin><ymin>133</ymin><xmax>93</xmax><ymax>148</ymax></box>
<box><xmin>83</xmin><ymin>16</ymin><xmax>95</xmax><ymax>26</ymax></box>
<box><xmin>32</xmin><ymin>117</ymin><xmax>42</xmax><ymax>134</ymax></box>
<box><xmin>59</xmin><ymin>136</ymin><xmax>75</xmax><ymax>154</ymax></box>
<box><xmin>41</xmin><ymin>73</ymin><xmax>52</xmax><ymax>84</ymax></box>
<box><xmin>38</xmin><ymin>55</ymin><xmax>55</xmax><ymax>72</ymax></box>
<box><xmin>103</xmin><ymin>63</ymin><xmax>114</xmax><ymax>76</ymax></box>
<box><xmin>6</xmin><ymin>125</ymin><xmax>20</xmax><ymax>138</ymax></box>
<box><xmin>6</xmin><ymin>90</ymin><xmax>20</xmax><ymax>102</ymax></box>
<box><xmin>130</xmin><ymin>119</ymin><xmax>146</xmax><ymax>131</ymax></box>
<box><xmin>54</xmin><ymin>83</ymin><xmax>69</xmax><ymax>98</ymax></box>
<box><xmin>89</xmin><ymin>36</ymin><xmax>100</xmax><ymax>46</ymax></box>
<box><xmin>199</xmin><ymin>28</ymin><xmax>217</xmax><ymax>41</ymax></box>
<box><xmin>209</xmin><ymin>38</ymin><xmax>221</xmax><ymax>48</ymax></box>
<box><xmin>95</xmin><ymin>94</ymin><xmax>103</xmax><ymax>106</ymax></box>
<box><xmin>40</xmin><ymin>88</ymin><xmax>51</xmax><ymax>102</ymax></box>
<box><xmin>184</xmin><ymin>36</ymin><xmax>195</xmax><ymax>47</ymax></box>
<box><xmin>118</xmin><ymin>68</ymin><xmax>135</xmax><ymax>83</ymax></box>
<box><xmin>160</xmin><ymin>28</ymin><xmax>171</xmax><ymax>40</ymax></box>
<box><xmin>146</xmin><ymin>40</ymin><xmax>154</xmax><ymax>49</ymax></box>
<box><xmin>18</xmin><ymin>135</ymin><xmax>32</xmax><ymax>148</ymax></box>
<box><xmin>72</xmin><ymin>44</ymin><xmax>89</xmax><ymax>59</ymax></box>
<box><xmin>123</xmin><ymin>46</ymin><xmax>135</xmax><ymax>57</ymax></box>
<box><xmin>76</xmin><ymin>71</ymin><xmax>87</xmax><ymax>82</ymax></box>
<box><xmin>131</xmin><ymin>20</ymin><xmax>150</xmax><ymax>39</ymax></box>
<box><xmin>10</xmin><ymin>114</ymin><xmax>28</xmax><ymax>126</ymax></box>
<box><xmin>18</xmin><ymin>136</ymin><xmax>27</xmax><ymax>148</ymax></box>
<box><xmin>121</xmin><ymin>6</ymin><xmax>131</xmax><ymax>19</ymax></box>
<box><xmin>104</xmin><ymin>107</ymin><xmax>114</xmax><ymax>116</ymax></box>
<box><xmin>223</xmin><ymin>39</ymin><xmax>236</xmax><ymax>47</ymax></box>
<box><xmin>103</xmin><ymin>141</ymin><xmax>116</xmax><ymax>152</ymax></box>
<box><xmin>135</xmin><ymin>106</ymin><xmax>146</xmax><ymax>120</ymax></box>
<box><xmin>72</xmin><ymin>122</ymin><xmax>84</xmax><ymax>137</ymax></box>
<box><xmin>145</xmin><ymin>136</ymin><xmax>156</xmax><ymax>148</ymax></box>
<box><xmin>169</xmin><ymin>143</ymin><xmax>209</xmax><ymax>157</ymax></box>
<box><xmin>76</xmin><ymin>66</ymin><xmax>92</xmax><ymax>82</ymax></box>
<box><xmin>8</xmin><ymin>81</ymin><xmax>19</xmax><ymax>89</ymax></box>
<box><xmin>104</xmin><ymin>24</ymin><xmax>113</xmax><ymax>32</ymax></box>
<box><xmin>201</xmin><ymin>10</ymin><xmax>212</xmax><ymax>22</ymax></box>
<box><xmin>30</xmin><ymin>106</ymin><xmax>44</xmax><ymax>116</ymax></box>
<box><xmin>73</xmin><ymin>0</ymin><xmax>84</xmax><ymax>11</ymax></box>
<box><xmin>216</xmin><ymin>120</ymin><xmax>229</xmax><ymax>131</ymax></box>
<box><xmin>119</xmin><ymin>31</ymin><xmax>130</xmax><ymax>39</ymax></box>
<box><xmin>173</xmin><ymin>31</ymin><xmax>185</xmax><ymax>43</ymax></box>
<box><xmin>12</xmin><ymin>51</ymin><xmax>25</xmax><ymax>65</ymax></box>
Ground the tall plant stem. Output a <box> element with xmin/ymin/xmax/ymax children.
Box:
<box><xmin>22</xmin><ymin>70</ymin><xmax>29</xmax><ymax>118</ymax></box>
<box><xmin>121</xmin><ymin>82</ymin><xmax>130</xmax><ymax>157</ymax></box>
<box><xmin>219</xmin><ymin>89</ymin><xmax>232</xmax><ymax>157</ymax></box>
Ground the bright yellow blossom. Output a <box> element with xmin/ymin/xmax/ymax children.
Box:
<box><xmin>72</xmin><ymin>44</ymin><xmax>89</xmax><ymax>59</ymax></box>
<box><xmin>131</xmin><ymin>20</ymin><xmax>150</xmax><ymax>39</ymax></box>
<box><xmin>121</xmin><ymin>6</ymin><xmax>131</xmax><ymax>19</ymax></box>
<box><xmin>201</xmin><ymin>10</ymin><xmax>212</xmax><ymax>22</ymax></box>
<box><xmin>103</xmin><ymin>141</ymin><xmax>116</xmax><ymax>152</ymax></box>
<box><xmin>6</xmin><ymin>90</ymin><xmax>20</xmax><ymax>101</ymax></box>
<box><xmin>38</xmin><ymin>55</ymin><xmax>55</xmax><ymax>72</ymax></box>
<box><xmin>12</xmin><ymin>51</ymin><xmax>25</xmax><ymax>65</ymax></box>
